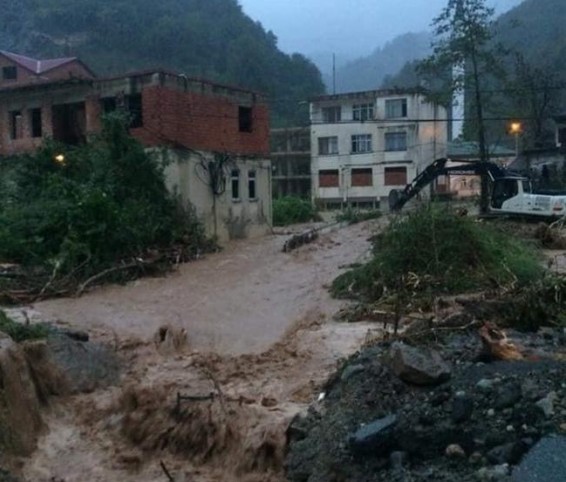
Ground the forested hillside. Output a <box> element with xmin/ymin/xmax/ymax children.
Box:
<box><xmin>332</xmin><ymin>32</ymin><xmax>431</xmax><ymax>93</ymax></box>
<box><xmin>0</xmin><ymin>0</ymin><xmax>325</xmax><ymax>126</ymax></box>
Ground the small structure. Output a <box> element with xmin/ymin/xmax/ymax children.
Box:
<box><xmin>0</xmin><ymin>50</ymin><xmax>94</xmax><ymax>87</ymax></box>
<box><xmin>0</xmin><ymin>56</ymin><xmax>271</xmax><ymax>242</ymax></box>
<box><xmin>270</xmin><ymin>127</ymin><xmax>311</xmax><ymax>198</ymax></box>
<box><xmin>309</xmin><ymin>88</ymin><xmax>448</xmax><ymax>209</ymax></box>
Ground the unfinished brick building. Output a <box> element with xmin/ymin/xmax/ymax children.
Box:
<box><xmin>0</xmin><ymin>60</ymin><xmax>272</xmax><ymax>242</ymax></box>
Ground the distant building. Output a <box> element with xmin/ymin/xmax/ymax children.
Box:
<box><xmin>309</xmin><ymin>89</ymin><xmax>448</xmax><ymax>209</ymax></box>
<box><xmin>0</xmin><ymin>50</ymin><xmax>94</xmax><ymax>88</ymax></box>
<box><xmin>0</xmin><ymin>59</ymin><xmax>271</xmax><ymax>242</ymax></box>
<box><xmin>270</xmin><ymin>127</ymin><xmax>311</xmax><ymax>198</ymax></box>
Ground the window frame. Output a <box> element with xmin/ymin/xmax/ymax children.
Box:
<box><xmin>351</xmin><ymin>134</ymin><xmax>372</xmax><ymax>154</ymax></box>
<box><xmin>385</xmin><ymin>131</ymin><xmax>408</xmax><ymax>152</ymax></box>
<box><xmin>384</xmin><ymin>166</ymin><xmax>408</xmax><ymax>186</ymax></box>
<box><xmin>351</xmin><ymin>168</ymin><xmax>373</xmax><ymax>187</ymax></box>
<box><xmin>9</xmin><ymin>110</ymin><xmax>22</xmax><ymax>140</ymax></box>
<box><xmin>318</xmin><ymin>169</ymin><xmax>340</xmax><ymax>188</ymax></box>
<box><xmin>2</xmin><ymin>66</ymin><xmax>17</xmax><ymax>81</ymax></box>
<box><xmin>318</xmin><ymin>136</ymin><xmax>339</xmax><ymax>155</ymax></box>
<box><xmin>353</xmin><ymin>103</ymin><xmax>374</xmax><ymax>122</ymax></box>
<box><xmin>231</xmin><ymin>169</ymin><xmax>241</xmax><ymax>201</ymax></box>
<box><xmin>321</xmin><ymin>106</ymin><xmax>342</xmax><ymax>123</ymax></box>
<box><xmin>385</xmin><ymin>98</ymin><xmax>408</xmax><ymax>119</ymax></box>
<box><xmin>248</xmin><ymin>169</ymin><xmax>257</xmax><ymax>200</ymax></box>
<box><xmin>238</xmin><ymin>106</ymin><xmax>253</xmax><ymax>132</ymax></box>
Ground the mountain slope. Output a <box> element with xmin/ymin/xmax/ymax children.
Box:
<box><xmin>331</xmin><ymin>32</ymin><xmax>431</xmax><ymax>93</ymax></box>
<box><xmin>0</xmin><ymin>0</ymin><xmax>325</xmax><ymax>126</ymax></box>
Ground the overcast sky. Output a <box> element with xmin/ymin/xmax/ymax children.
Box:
<box><xmin>239</xmin><ymin>0</ymin><xmax>523</xmax><ymax>59</ymax></box>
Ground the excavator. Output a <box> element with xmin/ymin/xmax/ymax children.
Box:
<box><xmin>388</xmin><ymin>158</ymin><xmax>566</xmax><ymax>219</ymax></box>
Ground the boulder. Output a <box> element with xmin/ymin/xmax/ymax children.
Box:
<box><xmin>387</xmin><ymin>343</ymin><xmax>451</xmax><ymax>386</ymax></box>
<box><xmin>349</xmin><ymin>414</ymin><xmax>397</xmax><ymax>457</ymax></box>
<box><xmin>512</xmin><ymin>435</ymin><xmax>566</xmax><ymax>482</ymax></box>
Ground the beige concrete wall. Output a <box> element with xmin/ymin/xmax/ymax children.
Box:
<box><xmin>156</xmin><ymin>149</ymin><xmax>272</xmax><ymax>243</ymax></box>
<box><xmin>310</xmin><ymin>92</ymin><xmax>448</xmax><ymax>205</ymax></box>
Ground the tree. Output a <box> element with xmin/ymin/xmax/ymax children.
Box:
<box><xmin>507</xmin><ymin>54</ymin><xmax>562</xmax><ymax>150</ymax></box>
<box><xmin>418</xmin><ymin>0</ymin><xmax>502</xmax><ymax>213</ymax></box>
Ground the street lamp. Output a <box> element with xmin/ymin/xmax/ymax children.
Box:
<box><xmin>509</xmin><ymin>122</ymin><xmax>522</xmax><ymax>157</ymax></box>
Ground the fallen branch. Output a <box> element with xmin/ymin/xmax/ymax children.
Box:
<box><xmin>160</xmin><ymin>460</ymin><xmax>175</xmax><ymax>481</ymax></box>
<box><xmin>76</xmin><ymin>261</ymin><xmax>142</xmax><ymax>296</ymax></box>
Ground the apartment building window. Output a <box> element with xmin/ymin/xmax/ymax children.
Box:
<box><xmin>231</xmin><ymin>169</ymin><xmax>240</xmax><ymax>200</ymax></box>
<box><xmin>30</xmin><ymin>108</ymin><xmax>42</xmax><ymax>138</ymax></box>
<box><xmin>351</xmin><ymin>134</ymin><xmax>372</xmax><ymax>154</ymax></box>
<box><xmin>318</xmin><ymin>136</ymin><xmax>338</xmax><ymax>155</ymax></box>
<box><xmin>319</xmin><ymin>169</ymin><xmax>340</xmax><ymax>188</ymax></box>
<box><xmin>353</xmin><ymin>103</ymin><xmax>374</xmax><ymax>121</ymax></box>
<box><xmin>248</xmin><ymin>170</ymin><xmax>257</xmax><ymax>200</ymax></box>
<box><xmin>9</xmin><ymin>111</ymin><xmax>22</xmax><ymax>140</ymax></box>
<box><xmin>322</xmin><ymin>106</ymin><xmax>341</xmax><ymax>123</ymax></box>
<box><xmin>384</xmin><ymin>167</ymin><xmax>407</xmax><ymax>186</ymax></box>
<box><xmin>385</xmin><ymin>98</ymin><xmax>408</xmax><ymax>118</ymax></box>
<box><xmin>351</xmin><ymin>168</ymin><xmax>373</xmax><ymax>187</ymax></box>
<box><xmin>385</xmin><ymin>132</ymin><xmax>407</xmax><ymax>151</ymax></box>
<box><xmin>239</xmin><ymin>106</ymin><xmax>253</xmax><ymax>132</ymax></box>
<box><xmin>2</xmin><ymin>66</ymin><xmax>17</xmax><ymax>81</ymax></box>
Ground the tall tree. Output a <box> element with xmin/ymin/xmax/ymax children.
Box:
<box><xmin>418</xmin><ymin>0</ymin><xmax>502</xmax><ymax>213</ymax></box>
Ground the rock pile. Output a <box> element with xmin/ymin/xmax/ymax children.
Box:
<box><xmin>286</xmin><ymin>327</ymin><xmax>566</xmax><ymax>481</ymax></box>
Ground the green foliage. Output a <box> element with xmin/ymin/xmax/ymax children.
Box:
<box><xmin>5</xmin><ymin>0</ymin><xmax>325</xmax><ymax>127</ymax></box>
<box><xmin>0</xmin><ymin>114</ymin><xmax>211</xmax><ymax>278</ymax></box>
<box><xmin>335</xmin><ymin>208</ymin><xmax>381</xmax><ymax>225</ymax></box>
<box><xmin>273</xmin><ymin>197</ymin><xmax>316</xmax><ymax>227</ymax></box>
<box><xmin>331</xmin><ymin>205</ymin><xmax>543</xmax><ymax>301</ymax></box>
<box><xmin>0</xmin><ymin>311</ymin><xmax>49</xmax><ymax>342</ymax></box>
<box><xmin>498</xmin><ymin>274</ymin><xmax>566</xmax><ymax>331</ymax></box>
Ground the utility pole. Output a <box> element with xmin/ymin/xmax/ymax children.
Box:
<box><xmin>332</xmin><ymin>53</ymin><xmax>336</xmax><ymax>95</ymax></box>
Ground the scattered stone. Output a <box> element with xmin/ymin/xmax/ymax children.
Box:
<box><xmin>452</xmin><ymin>394</ymin><xmax>474</xmax><ymax>423</ymax></box>
<box><xmin>469</xmin><ymin>451</ymin><xmax>483</xmax><ymax>465</ymax></box>
<box><xmin>535</xmin><ymin>392</ymin><xmax>557</xmax><ymax>418</ymax></box>
<box><xmin>487</xmin><ymin>440</ymin><xmax>529</xmax><ymax>466</ymax></box>
<box><xmin>445</xmin><ymin>444</ymin><xmax>466</xmax><ymax>458</ymax></box>
<box><xmin>341</xmin><ymin>364</ymin><xmax>365</xmax><ymax>382</ymax></box>
<box><xmin>349</xmin><ymin>414</ymin><xmax>397</xmax><ymax>456</ymax></box>
<box><xmin>512</xmin><ymin>435</ymin><xmax>566</xmax><ymax>482</ymax></box>
<box><xmin>487</xmin><ymin>409</ymin><xmax>495</xmax><ymax>417</ymax></box>
<box><xmin>388</xmin><ymin>343</ymin><xmax>451</xmax><ymax>386</ymax></box>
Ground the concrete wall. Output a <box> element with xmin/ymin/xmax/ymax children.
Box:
<box><xmin>159</xmin><ymin>149</ymin><xmax>272</xmax><ymax>243</ymax></box>
<box><xmin>310</xmin><ymin>92</ymin><xmax>448</xmax><ymax>206</ymax></box>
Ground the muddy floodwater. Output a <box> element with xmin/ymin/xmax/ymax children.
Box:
<box><xmin>19</xmin><ymin>221</ymin><xmax>384</xmax><ymax>482</ymax></box>
<box><xmin>35</xmin><ymin>223</ymin><xmax>374</xmax><ymax>355</ymax></box>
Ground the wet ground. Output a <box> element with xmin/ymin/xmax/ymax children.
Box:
<box><xmin>15</xmin><ymin>220</ymin><xmax>385</xmax><ymax>481</ymax></box>
<box><xmin>34</xmin><ymin>221</ymin><xmax>375</xmax><ymax>355</ymax></box>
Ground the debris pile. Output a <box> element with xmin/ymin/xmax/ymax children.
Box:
<box><xmin>286</xmin><ymin>320</ymin><xmax>566</xmax><ymax>481</ymax></box>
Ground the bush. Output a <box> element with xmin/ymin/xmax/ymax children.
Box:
<box><xmin>273</xmin><ymin>197</ymin><xmax>316</xmax><ymax>226</ymax></box>
<box><xmin>332</xmin><ymin>205</ymin><xmax>543</xmax><ymax>300</ymax></box>
<box><xmin>0</xmin><ymin>113</ymin><xmax>212</xmax><ymax>291</ymax></box>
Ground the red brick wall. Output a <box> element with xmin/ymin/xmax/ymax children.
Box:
<box><xmin>132</xmin><ymin>86</ymin><xmax>269</xmax><ymax>156</ymax></box>
<box><xmin>319</xmin><ymin>169</ymin><xmax>340</xmax><ymax>188</ymax></box>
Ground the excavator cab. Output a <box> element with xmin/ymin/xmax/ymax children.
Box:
<box><xmin>490</xmin><ymin>177</ymin><xmax>531</xmax><ymax>210</ymax></box>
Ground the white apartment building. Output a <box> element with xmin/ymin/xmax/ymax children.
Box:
<box><xmin>310</xmin><ymin>89</ymin><xmax>448</xmax><ymax>208</ymax></box>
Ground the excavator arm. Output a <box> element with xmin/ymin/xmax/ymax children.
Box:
<box><xmin>388</xmin><ymin>158</ymin><xmax>507</xmax><ymax>212</ymax></box>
